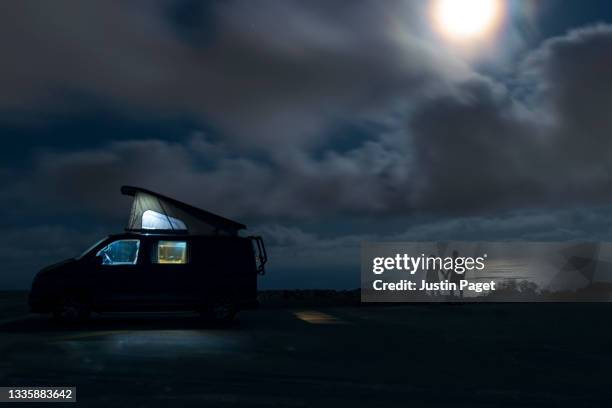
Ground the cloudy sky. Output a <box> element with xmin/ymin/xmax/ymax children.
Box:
<box><xmin>2</xmin><ymin>0</ymin><xmax>612</xmax><ymax>289</ymax></box>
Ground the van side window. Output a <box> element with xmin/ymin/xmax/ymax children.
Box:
<box><xmin>154</xmin><ymin>241</ymin><xmax>188</xmax><ymax>264</ymax></box>
<box><xmin>97</xmin><ymin>240</ymin><xmax>140</xmax><ymax>265</ymax></box>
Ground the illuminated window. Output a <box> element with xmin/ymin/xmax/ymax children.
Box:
<box><xmin>142</xmin><ymin>210</ymin><xmax>187</xmax><ymax>230</ymax></box>
<box><xmin>155</xmin><ymin>241</ymin><xmax>188</xmax><ymax>264</ymax></box>
<box><xmin>97</xmin><ymin>240</ymin><xmax>140</xmax><ymax>265</ymax></box>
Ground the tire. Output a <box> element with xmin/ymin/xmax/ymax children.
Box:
<box><xmin>200</xmin><ymin>299</ymin><xmax>238</xmax><ymax>324</ymax></box>
<box><xmin>52</xmin><ymin>296</ymin><xmax>91</xmax><ymax>324</ymax></box>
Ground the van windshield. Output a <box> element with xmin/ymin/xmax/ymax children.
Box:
<box><xmin>77</xmin><ymin>237</ymin><xmax>108</xmax><ymax>260</ymax></box>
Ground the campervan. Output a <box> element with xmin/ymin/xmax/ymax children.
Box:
<box><xmin>28</xmin><ymin>186</ymin><xmax>267</xmax><ymax>323</ymax></box>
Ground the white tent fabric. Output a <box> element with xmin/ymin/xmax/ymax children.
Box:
<box><xmin>122</xmin><ymin>186</ymin><xmax>246</xmax><ymax>236</ymax></box>
<box><xmin>142</xmin><ymin>210</ymin><xmax>187</xmax><ymax>230</ymax></box>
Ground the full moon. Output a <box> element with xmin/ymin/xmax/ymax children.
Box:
<box><xmin>432</xmin><ymin>0</ymin><xmax>503</xmax><ymax>41</ymax></box>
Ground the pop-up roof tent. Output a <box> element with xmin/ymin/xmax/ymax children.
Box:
<box><xmin>121</xmin><ymin>186</ymin><xmax>246</xmax><ymax>236</ymax></box>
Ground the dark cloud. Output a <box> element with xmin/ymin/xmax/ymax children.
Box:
<box><xmin>0</xmin><ymin>225</ymin><xmax>105</xmax><ymax>289</ymax></box>
<box><xmin>5</xmin><ymin>25</ymin><xmax>612</xmax><ymax>221</ymax></box>
<box><xmin>0</xmin><ymin>0</ymin><xmax>469</xmax><ymax>149</ymax></box>
<box><xmin>2</xmin><ymin>133</ymin><xmax>410</xmax><ymax>220</ymax></box>
<box><xmin>410</xmin><ymin>25</ymin><xmax>612</xmax><ymax>213</ymax></box>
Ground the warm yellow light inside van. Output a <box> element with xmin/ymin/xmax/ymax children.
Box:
<box><xmin>157</xmin><ymin>241</ymin><xmax>187</xmax><ymax>264</ymax></box>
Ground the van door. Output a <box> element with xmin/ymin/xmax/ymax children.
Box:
<box><xmin>147</xmin><ymin>239</ymin><xmax>194</xmax><ymax>308</ymax></box>
<box><xmin>89</xmin><ymin>238</ymin><xmax>150</xmax><ymax>310</ymax></box>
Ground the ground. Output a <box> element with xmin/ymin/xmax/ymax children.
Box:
<box><xmin>0</xmin><ymin>292</ymin><xmax>610</xmax><ymax>407</ymax></box>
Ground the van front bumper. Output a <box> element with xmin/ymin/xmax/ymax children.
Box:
<box><xmin>28</xmin><ymin>293</ymin><xmax>54</xmax><ymax>313</ymax></box>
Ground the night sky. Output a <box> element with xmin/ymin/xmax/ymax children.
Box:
<box><xmin>2</xmin><ymin>0</ymin><xmax>612</xmax><ymax>289</ymax></box>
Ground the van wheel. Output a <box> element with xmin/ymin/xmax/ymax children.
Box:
<box><xmin>53</xmin><ymin>297</ymin><xmax>91</xmax><ymax>324</ymax></box>
<box><xmin>201</xmin><ymin>300</ymin><xmax>237</xmax><ymax>324</ymax></box>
